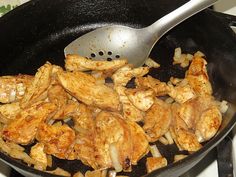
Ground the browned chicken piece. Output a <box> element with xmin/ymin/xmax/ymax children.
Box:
<box><xmin>176</xmin><ymin>95</ymin><xmax>214</xmax><ymax>129</ymax></box>
<box><xmin>195</xmin><ymin>106</ymin><xmax>222</xmax><ymax>142</ymax></box>
<box><xmin>94</xmin><ymin>111</ymin><xmax>132</xmax><ymax>171</ymax></box>
<box><xmin>30</xmin><ymin>143</ymin><xmax>47</xmax><ymax>170</ymax></box>
<box><xmin>0</xmin><ymin>102</ymin><xmax>21</xmax><ymax>124</ymax></box>
<box><xmin>112</xmin><ymin>65</ymin><xmax>149</xmax><ymax>86</ymax></box>
<box><xmin>65</xmin><ymin>54</ymin><xmax>128</xmax><ymax>72</ymax></box>
<box><xmin>115</xmin><ymin>86</ymin><xmax>144</xmax><ymax>122</ymax></box>
<box><xmin>36</xmin><ymin>123</ymin><xmax>76</xmax><ymax>159</ymax></box>
<box><xmin>135</xmin><ymin>76</ymin><xmax>170</xmax><ymax>96</ymax></box>
<box><xmin>2</xmin><ymin>102</ymin><xmax>57</xmax><ymax>145</ymax></box>
<box><xmin>168</xmin><ymin>79</ymin><xmax>196</xmax><ymax>104</ymax></box>
<box><xmin>125</xmin><ymin>88</ymin><xmax>155</xmax><ymax>111</ymax></box>
<box><xmin>0</xmin><ymin>74</ymin><xmax>33</xmax><ymax>103</ymax></box>
<box><xmin>146</xmin><ymin>157</ymin><xmax>167</xmax><ymax>173</ymax></box>
<box><xmin>126</xmin><ymin>120</ymin><xmax>149</xmax><ymax>165</ymax></box>
<box><xmin>186</xmin><ymin>56</ymin><xmax>212</xmax><ymax>96</ymax></box>
<box><xmin>53</xmin><ymin>100</ymin><xmax>80</xmax><ymax>120</ymax></box>
<box><xmin>57</xmin><ymin>71</ymin><xmax>120</xmax><ymax>111</ymax></box>
<box><xmin>20</xmin><ymin>62</ymin><xmax>53</xmax><ymax>108</ymax></box>
<box><xmin>47</xmin><ymin>84</ymin><xmax>69</xmax><ymax>108</ymax></box>
<box><xmin>143</xmin><ymin>99</ymin><xmax>172</xmax><ymax>142</ymax></box>
<box><xmin>170</xmin><ymin>103</ymin><xmax>202</xmax><ymax>152</ymax></box>
<box><xmin>175</xmin><ymin>95</ymin><xmax>221</xmax><ymax>142</ymax></box>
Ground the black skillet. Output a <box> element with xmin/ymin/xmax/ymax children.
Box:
<box><xmin>0</xmin><ymin>0</ymin><xmax>236</xmax><ymax>177</ymax></box>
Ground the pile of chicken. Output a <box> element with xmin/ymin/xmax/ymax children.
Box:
<box><xmin>0</xmin><ymin>51</ymin><xmax>226</xmax><ymax>175</ymax></box>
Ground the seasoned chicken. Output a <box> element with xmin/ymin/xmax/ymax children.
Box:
<box><xmin>115</xmin><ymin>86</ymin><xmax>144</xmax><ymax>122</ymax></box>
<box><xmin>168</xmin><ymin>79</ymin><xmax>196</xmax><ymax>104</ymax></box>
<box><xmin>65</xmin><ymin>54</ymin><xmax>128</xmax><ymax>72</ymax></box>
<box><xmin>52</xmin><ymin>100</ymin><xmax>80</xmax><ymax>120</ymax></box>
<box><xmin>73</xmin><ymin>104</ymin><xmax>98</xmax><ymax>169</ymax></box>
<box><xmin>30</xmin><ymin>143</ymin><xmax>47</xmax><ymax>170</ymax></box>
<box><xmin>2</xmin><ymin>102</ymin><xmax>57</xmax><ymax>144</ymax></box>
<box><xmin>146</xmin><ymin>157</ymin><xmax>167</xmax><ymax>173</ymax></box>
<box><xmin>125</xmin><ymin>88</ymin><xmax>155</xmax><ymax>111</ymax></box>
<box><xmin>175</xmin><ymin>95</ymin><xmax>221</xmax><ymax>142</ymax></box>
<box><xmin>170</xmin><ymin>103</ymin><xmax>202</xmax><ymax>152</ymax></box>
<box><xmin>36</xmin><ymin>123</ymin><xmax>76</xmax><ymax>159</ymax></box>
<box><xmin>143</xmin><ymin>99</ymin><xmax>172</xmax><ymax>142</ymax></box>
<box><xmin>0</xmin><ymin>74</ymin><xmax>33</xmax><ymax>103</ymax></box>
<box><xmin>186</xmin><ymin>56</ymin><xmax>212</xmax><ymax>96</ymax></box>
<box><xmin>195</xmin><ymin>106</ymin><xmax>222</xmax><ymax>142</ymax></box>
<box><xmin>94</xmin><ymin>111</ymin><xmax>132</xmax><ymax>170</ymax></box>
<box><xmin>47</xmin><ymin>84</ymin><xmax>69</xmax><ymax>108</ymax></box>
<box><xmin>126</xmin><ymin>120</ymin><xmax>149</xmax><ymax>165</ymax></box>
<box><xmin>20</xmin><ymin>62</ymin><xmax>53</xmax><ymax>108</ymax></box>
<box><xmin>135</xmin><ymin>76</ymin><xmax>170</xmax><ymax>96</ymax></box>
<box><xmin>57</xmin><ymin>71</ymin><xmax>120</xmax><ymax>111</ymax></box>
<box><xmin>112</xmin><ymin>65</ymin><xmax>149</xmax><ymax>86</ymax></box>
<box><xmin>0</xmin><ymin>102</ymin><xmax>21</xmax><ymax>124</ymax></box>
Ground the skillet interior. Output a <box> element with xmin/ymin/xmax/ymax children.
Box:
<box><xmin>0</xmin><ymin>0</ymin><xmax>236</xmax><ymax>176</ymax></box>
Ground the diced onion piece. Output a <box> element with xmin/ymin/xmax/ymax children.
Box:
<box><xmin>144</xmin><ymin>58</ymin><xmax>160</xmax><ymax>68</ymax></box>
<box><xmin>149</xmin><ymin>145</ymin><xmax>162</xmax><ymax>157</ymax></box>
<box><xmin>219</xmin><ymin>100</ymin><xmax>228</xmax><ymax>114</ymax></box>
<box><xmin>194</xmin><ymin>51</ymin><xmax>205</xmax><ymax>58</ymax></box>
<box><xmin>108</xmin><ymin>170</ymin><xmax>117</xmax><ymax>177</ymax></box>
<box><xmin>47</xmin><ymin>167</ymin><xmax>71</xmax><ymax>177</ymax></box>
<box><xmin>73</xmin><ymin>171</ymin><xmax>85</xmax><ymax>177</ymax></box>
<box><xmin>164</xmin><ymin>131</ymin><xmax>174</xmax><ymax>144</ymax></box>
<box><xmin>158</xmin><ymin>137</ymin><xmax>169</xmax><ymax>145</ymax></box>
<box><xmin>174</xmin><ymin>154</ymin><xmax>188</xmax><ymax>162</ymax></box>
<box><xmin>109</xmin><ymin>143</ymin><xmax>123</xmax><ymax>172</ymax></box>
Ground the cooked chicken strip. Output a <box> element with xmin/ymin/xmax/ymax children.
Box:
<box><xmin>0</xmin><ymin>102</ymin><xmax>21</xmax><ymax>124</ymax></box>
<box><xmin>0</xmin><ymin>74</ymin><xmax>33</xmax><ymax>103</ymax></box>
<box><xmin>94</xmin><ymin>111</ymin><xmax>132</xmax><ymax>170</ymax></box>
<box><xmin>36</xmin><ymin>123</ymin><xmax>76</xmax><ymax>159</ymax></box>
<box><xmin>168</xmin><ymin>79</ymin><xmax>196</xmax><ymax>104</ymax></box>
<box><xmin>112</xmin><ymin>65</ymin><xmax>149</xmax><ymax>86</ymax></box>
<box><xmin>30</xmin><ymin>143</ymin><xmax>47</xmax><ymax>170</ymax></box>
<box><xmin>146</xmin><ymin>157</ymin><xmax>167</xmax><ymax>173</ymax></box>
<box><xmin>195</xmin><ymin>106</ymin><xmax>222</xmax><ymax>142</ymax></box>
<box><xmin>47</xmin><ymin>84</ymin><xmax>69</xmax><ymax>108</ymax></box>
<box><xmin>125</xmin><ymin>88</ymin><xmax>155</xmax><ymax>111</ymax></box>
<box><xmin>126</xmin><ymin>120</ymin><xmax>149</xmax><ymax>165</ymax></box>
<box><xmin>135</xmin><ymin>76</ymin><xmax>170</xmax><ymax>96</ymax></box>
<box><xmin>73</xmin><ymin>103</ymin><xmax>98</xmax><ymax>169</ymax></box>
<box><xmin>170</xmin><ymin>103</ymin><xmax>202</xmax><ymax>152</ymax></box>
<box><xmin>143</xmin><ymin>99</ymin><xmax>172</xmax><ymax>142</ymax></box>
<box><xmin>2</xmin><ymin>102</ymin><xmax>57</xmax><ymax>145</ymax></box>
<box><xmin>20</xmin><ymin>62</ymin><xmax>53</xmax><ymax>108</ymax></box>
<box><xmin>115</xmin><ymin>86</ymin><xmax>144</xmax><ymax>122</ymax></box>
<box><xmin>65</xmin><ymin>54</ymin><xmax>128</xmax><ymax>72</ymax></box>
<box><xmin>57</xmin><ymin>71</ymin><xmax>120</xmax><ymax>111</ymax></box>
<box><xmin>186</xmin><ymin>56</ymin><xmax>212</xmax><ymax>96</ymax></box>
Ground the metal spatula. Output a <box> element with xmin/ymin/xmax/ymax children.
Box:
<box><xmin>64</xmin><ymin>0</ymin><xmax>218</xmax><ymax>67</ymax></box>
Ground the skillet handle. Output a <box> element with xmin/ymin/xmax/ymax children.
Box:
<box><xmin>211</xmin><ymin>11</ymin><xmax>236</xmax><ymax>33</ymax></box>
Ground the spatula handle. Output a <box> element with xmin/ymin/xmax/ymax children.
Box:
<box><xmin>146</xmin><ymin>0</ymin><xmax>218</xmax><ymax>42</ymax></box>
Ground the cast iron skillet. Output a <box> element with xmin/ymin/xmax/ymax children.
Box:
<box><xmin>0</xmin><ymin>0</ymin><xmax>236</xmax><ymax>177</ymax></box>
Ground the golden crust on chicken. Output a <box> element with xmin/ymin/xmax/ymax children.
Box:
<box><xmin>125</xmin><ymin>88</ymin><xmax>155</xmax><ymax>112</ymax></box>
<box><xmin>65</xmin><ymin>54</ymin><xmax>128</xmax><ymax>72</ymax></box>
<box><xmin>20</xmin><ymin>62</ymin><xmax>53</xmax><ymax>108</ymax></box>
<box><xmin>186</xmin><ymin>56</ymin><xmax>212</xmax><ymax>96</ymax></box>
<box><xmin>0</xmin><ymin>74</ymin><xmax>33</xmax><ymax>104</ymax></box>
<box><xmin>114</xmin><ymin>86</ymin><xmax>144</xmax><ymax>122</ymax></box>
<box><xmin>0</xmin><ymin>102</ymin><xmax>21</xmax><ymax>124</ymax></box>
<box><xmin>57</xmin><ymin>71</ymin><xmax>120</xmax><ymax>111</ymax></box>
<box><xmin>36</xmin><ymin>123</ymin><xmax>76</xmax><ymax>159</ymax></box>
<box><xmin>143</xmin><ymin>99</ymin><xmax>172</xmax><ymax>142</ymax></box>
<box><xmin>146</xmin><ymin>157</ymin><xmax>167</xmax><ymax>173</ymax></box>
<box><xmin>2</xmin><ymin>102</ymin><xmax>57</xmax><ymax>145</ymax></box>
<box><xmin>135</xmin><ymin>76</ymin><xmax>170</xmax><ymax>96</ymax></box>
<box><xmin>112</xmin><ymin>65</ymin><xmax>149</xmax><ymax>86</ymax></box>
